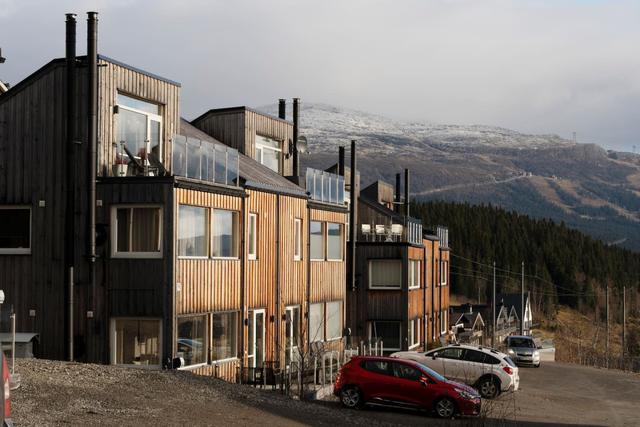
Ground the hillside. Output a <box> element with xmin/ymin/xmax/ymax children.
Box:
<box><xmin>260</xmin><ymin>103</ymin><xmax>640</xmax><ymax>251</ymax></box>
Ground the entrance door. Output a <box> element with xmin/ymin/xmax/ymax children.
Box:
<box><xmin>285</xmin><ymin>306</ymin><xmax>300</xmax><ymax>366</ymax></box>
<box><xmin>248</xmin><ymin>309</ymin><xmax>265</xmax><ymax>368</ymax></box>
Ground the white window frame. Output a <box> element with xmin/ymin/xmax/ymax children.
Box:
<box><xmin>0</xmin><ymin>206</ymin><xmax>32</xmax><ymax>255</ymax></box>
<box><xmin>110</xmin><ymin>317</ymin><xmax>162</xmax><ymax>369</ymax></box>
<box><xmin>409</xmin><ymin>318</ymin><xmax>420</xmax><ymax>349</ymax></box>
<box><xmin>247</xmin><ymin>309</ymin><xmax>266</xmax><ymax>368</ymax></box>
<box><xmin>248</xmin><ymin>213</ymin><xmax>258</xmax><ymax>260</ymax></box>
<box><xmin>111</xmin><ymin>205</ymin><xmax>163</xmax><ymax>259</ymax></box>
<box><xmin>440</xmin><ymin>260</ymin><xmax>448</xmax><ymax>286</ymax></box>
<box><xmin>368</xmin><ymin>259</ymin><xmax>402</xmax><ymax>290</ymax></box>
<box><xmin>210</xmin><ymin>209</ymin><xmax>240</xmax><ymax>260</ymax></box>
<box><xmin>408</xmin><ymin>260</ymin><xmax>420</xmax><ymax>290</ymax></box>
<box><xmin>440</xmin><ymin>310</ymin><xmax>447</xmax><ymax>334</ymax></box>
<box><xmin>326</xmin><ymin>222</ymin><xmax>343</xmax><ymax>262</ymax></box>
<box><xmin>325</xmin><ymin>300</ymin><xmax>343</xmax><ymax>341</ymax></box>
<box><xmin>369</xmin><ymin>320</ymin><xmax>402</xmax><ymax>352</ymax></box>
<box><xmin>176</xmin><ymin>314</ymin><xmax>209</xmax><ymax>369</ymax></box>
<box><xmin>254</xmin><ymin>134</ymin><xmax>282</xmax><ymax>173</ymax></box>
<box><xmin>116</xmin><ymin>93</ymin><xmax>163</xmax><ymax>165</ymax></box>
<box><xmin>310</xmin><ymin>221</ymin><xmax>325</xmax><ymax>261</ymax></box>
<box><xmin>294</xmin><ymin>218</ymin><xmax>302</xmax><ymax>261</ymax></box>
<box><xmin>285</xmin><ymin>305</ymin><xmax>301</xmax><ymax>364</ymax></box>
<box><xmin>177</xmin><ymin>204</ymin><xmax>209</xmax><ymax>259</ymax></box>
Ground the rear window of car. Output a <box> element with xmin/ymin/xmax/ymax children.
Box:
<box><xmin>361</xmin><ymin>360</ymin><xmax>391</xmax><ymax>376</ymax></box>
<box><xmin>504</xmin><ymin>356</ymin><xmax>517</xmax><ymax>367</ymax></box>
<box><xmin>464</xmin><ymin>350</ymin><xmax>485</xmax><ymax>363</ymax></box>
<box><xmin>484</xmin><ymin>354</ymin><xmax>500</xmax><ymax>365</ymax></box>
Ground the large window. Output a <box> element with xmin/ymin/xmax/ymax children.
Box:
<box><xmin>368</xmin><ymin>259</ymin><xmax>402</xmax><ymax>289</ymax></box>
<box><xmin>285</xmin><ymin>306</ymin><xmax>300</xmax><ymax>365</ymax></box>
<box><xmin>177</xmin><ymin>316</ymin><xmax>207</xmax><ymax>366</ymax></box>
<box><xmin>111</xmin><ymin>318</ymin><xmax>161</xmax><ymax>366</ymax></box>
<box><xmin>326</xmin><ymin>223</ymin><xmax>343</xmax><ymax>261</ymax></box>
<box><xmin>211</xmin><ymin>210</ymin><xmax>239</xmax><ymax>258</ymax></box>
<box><xmin>0</xmin><ymin>207</ymin><xmax>31</xmax><ymax>254</ymax></box>
<box><xmin>309</xmin><ymin>303</ymin><xmax>324</xmax><ymax>342</ymax></box>
<box><xmin>310</xmin><ymin>221</ymin><xmax>324</xmax><ymax>261</ymax></box>
<box><xmin>248</xmin><ymin>213</ymin><xmax>257</xmax><ymax>260</ymax></box>
<box><xmin>409</xmin><ymin>318</ymin><xmax>420</xmax><ymax>349</ymax></box>
<box><xmin>254</xmin><ymin>135</ymin><xmax>281</xmax><ymax>173</ymax></box>
<box><xmin>370</xmin><ymin>321</ymin><xmax>401</xmax><ymax>351</ymax></box>
<box><xmin>294</xmin><ymin>218</ymin><xmax>302</xmax><ymax>261</ymax></box>
<box><xmin>112</xmin><ymin>206</ymin><xmax>162</xmax><ymax>258</ymax></box>
<box><xmin>409</xmin><ymin>260</ymin><xmax>421</xmax><ymax>289</ymax></box>
<box><xmin>326</xmin><ymin>301</ymin><xmax>343</xmax><ymax>341</ymax></box>
<box><xmin>178</xmin><ymin>205</ymin><xmax>208</xmax><ymax>257</ymax></box>
<box><xmin>212</xmin><ymin>311</ymin><xmax>238</xmax><ymax>361</ymax></box>
<box><xmin>116</xmin><ymin>93</ymin><xmax>162</xmax><ymax>165</ymax></box>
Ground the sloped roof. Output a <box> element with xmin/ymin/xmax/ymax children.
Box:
<box><xmin>498</xmin><ymin>292</ymin><xmax>530</xmax><ymax>320</ymax></box>
<box><xmin>179</xmin><ymin>119</ymin><xmax>307</xmax><ymax>198</ymax></box>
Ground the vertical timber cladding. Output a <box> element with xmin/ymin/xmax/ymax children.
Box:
<box><xmin>174</xmin><ymin>187</ymin><xmax>242</xmax><ymax>379</ymax></box>
<box><xmin>310</xmin><ymin>207</ymin><xmax>347</xmax><ymax>351</ymax></box>
<box><xmin>97</xmin><ymin>57</ymin><xmax>180</xmax><ymax>176</ymax></box>
<box><xmin>0</xmin><ymin>63</ymin><xmax>68</xmax><ymax>360</ymax></box>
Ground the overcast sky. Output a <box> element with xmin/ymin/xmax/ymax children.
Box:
<box><xmin>1</xmin><ymin>0</ymin><xmax>638</xmax><ymax>151</ymax></box>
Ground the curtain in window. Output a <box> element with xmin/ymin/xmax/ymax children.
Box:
<box><xmin>369</xmin><ymin>260</ymin><xmax>402</xmax><ymax>288</ymax></box>
<box><xmin>131</xmin><ymin>208</ymin><xmax>161</xmax><ymax>252</ymax></box>
<box><xmin>327</xmin><ymin>223</ymin><xmax>342</xmax><ymax>260</ymax></box>
<box><xmin>178</xmin><ymin>205</ymin><xmax>207</xmax><ymax>257</ymax></box>
<box><xmin>211</xmin><ymin>210</ymin><xmax>238</xmax><ymax>257</ymax></box>
<box><xmin>309</xmin><ymin>303</ymin><xmax>324</xmax><ymax>342</ymax></box>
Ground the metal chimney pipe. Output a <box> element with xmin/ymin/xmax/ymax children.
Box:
<box><xmin>292</xmin><ymin>98</ymin><xmax>300</xmax><ymax>178</ymax></box>
<box><xmin>278</xmin><ymin>99</ymin><xmax>286</xmax><ymax>120</ymax></box>
<box><xmin>404</xmin><ymin>168</ymin><xmax>410</xmax><ymax>217</ymax></box>
<box><xmin>349</xmin><ymin>140</ymin><xmax>357</xmax><ymax>292</ymax></box>
<box><xmin>395</xmin><ymin>173</ymin><xmax>401</xmax><ymax>213</ymax></box>
<box><xmin>338</xmin><ymin>146</ymin><xmax>345</xmax><ymax>176</ymax></box>
<box><xmin>87</xmin><ymin>12</ymin><xmax>98</xmax><ymax>354</ymax></box>
<box><xmin>65</xmin><ymin>12</ymin><xmax>77</xmax><ymax>363</ymax></box>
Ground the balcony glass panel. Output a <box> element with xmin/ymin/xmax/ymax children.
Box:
<box><xmin>215</xmin><ymin>146</ymin><xmax>227</xmax><ymax>184</ymax></box>
<box><xmin>186</xmin><ymin>137</ymin><xmax>202</xmax><ymax>180</ymax></box>
<box><xmin>172</xmin><ymin>135</ymin><xmax>186</xmax><ymax>177</ymax></box>
<box><xmin>171</xmin><ymin>134</ymin><xmax>239</xmax><ymax>187</ymax></box>
<box><xmin>227</xmin><ymin>150</ymin><xmax>238</xmax><ymax>186</ymax></box>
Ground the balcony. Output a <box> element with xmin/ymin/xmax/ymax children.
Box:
<box><xmin>306</xmin><ymin>168</ymin><xmax>346</xmax><ymax>206</ymax></box>
<box><xmin>359</xmin><ymin>217</ymin><xmax>422</xmax><ymax>245</ymax></box>
<box><xmin>172</xmin><ymin>135</ymin><xmax>239</xmax><ymax>186</ymax></box>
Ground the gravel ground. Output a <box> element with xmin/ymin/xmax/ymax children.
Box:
<box><xmin>11</xmin><ymin>359</ymin><xmax>393</xmax><ymax>427</ymax></box>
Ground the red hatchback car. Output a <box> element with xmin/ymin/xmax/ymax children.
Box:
<box><xmin>334</xmin><ymin>356</ymin><xmax>481</xmax><ymax>418</ymax></box>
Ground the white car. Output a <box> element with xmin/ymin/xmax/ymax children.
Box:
<box><xmin>391</xmin><ymin>344</ymin><xmax>519</xmax><ymax>399</ymax></box>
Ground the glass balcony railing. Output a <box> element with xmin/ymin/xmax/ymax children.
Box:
<box><xmin>359</xmin><ymin>217</ymin><xmax>423</xmax><ymax>245</ymax></box>
<box><xmin>172</xmin><ymin>135</ymin><xmax>239</xmax><ymax>186</ymax></box>
<box><xmin>306</xmin><ymin>168</ymin><xmax>345</xmax><ymax>205</ymax></box>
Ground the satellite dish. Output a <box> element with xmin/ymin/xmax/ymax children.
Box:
<box><xmin>297</xmin><ymin>135</ymin><xmax>308</xmax><ymax>154</ymax></box>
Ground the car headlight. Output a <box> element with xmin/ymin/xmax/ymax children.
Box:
<box><xmin>455</xmin><ymin>387</ymin><xmax>478</xmax><ymax>400</ymax></box>
<box><xmin>534</xmin><ymin>350</ymin><xmax>540</xmax><ymax>356</ymax></box>
<box><xmin>508</xmin><ymin>349</ymin><xmax>515</xmax><ymax>354</ymax></box>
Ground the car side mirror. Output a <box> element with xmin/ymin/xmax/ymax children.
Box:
<box><xmin>419</xmin><ymin>376</ymin><xmax>429</xmax><ymax>387</ymax></box>
<box><xmin>432</xmin><ymin>355</ymin><xmax>437</xmax><ymax>360</ymax></box>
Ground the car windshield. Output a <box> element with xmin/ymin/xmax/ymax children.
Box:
<box><xmin>504</xmin><ymin>356</ymin><xmax>517</xmax><ymax>367</ymax></box>
<box><xmin>415</xmin><ymin>362</ymin><xmax>447</xmax><ymax>383</ymax></box>
<box><xmin>509</xmin><ymin>338</ymin><xmax>535</xmax><ymax>348</ymax></box>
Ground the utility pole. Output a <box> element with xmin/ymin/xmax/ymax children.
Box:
<box><xmin>622</xmin><ymin>286</ymin><xmax>626</xmax><ymax>357</ymax></box>
<box><xmin>521</xmin><ymin>261</ymin><xmax>525</xmax><ymax>335</ymax></box>
<box><xmin>492</xmin><ymin>261</ymin><xmax>496</xmax><ymax>348</ymax></box>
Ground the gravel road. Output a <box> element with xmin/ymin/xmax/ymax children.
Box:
<box><xmin>10</xmin><ymin>359</ymin><xmax>640</xmax><ymax>426</ymax></box>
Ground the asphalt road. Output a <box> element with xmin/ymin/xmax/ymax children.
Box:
<box><xmin>320</xmin><ymin>362</ymin><xmax>640</xmax><ymax>427</ymax></box>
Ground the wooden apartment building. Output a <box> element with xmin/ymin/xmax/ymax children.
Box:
<box><xmin>0</xmin><ymin>14</ymin><xmax>347</xmax><ymax>380</ymax></box>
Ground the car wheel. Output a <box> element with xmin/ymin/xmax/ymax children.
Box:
<box><xmin>478</xmin><ymin>377</ymin><xmax>499</xmax><ymax>399</ymax></box>
<box><xmin>535</xmin><ymin>363</ymin><xmax>541</xmax><ymax>368</ymax></box>
<box><xmin>340</xmin><ymin>386</ymin><xmax>363</xmax><ymax>409</ymax></box>
<box><xmin>434</xmin><ymin>397</ymin><xmax>456</xmax><ymax>419</ymax></box>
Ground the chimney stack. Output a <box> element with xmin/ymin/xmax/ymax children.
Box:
<box><xmin>292</xmin><ymin>98</ymin><xmax>300</xmax><ymax>178</ymax></box>
<box><xmin>278</xmin><ymin>99</ymin><xmax>286</xmax><ymax>120</ymax></box>
<box><xmin>395</xmin><ymin>173</ymin><xmax>401</xmax><ymax>213</ymax></box>
<box><xmin>404</xmin><ymin>168</ymin><xmax>410</xmax><ymax>217</ymax></box>
<box><xmin>338</xmin><ymin>146</ymin><xmax>345</xmax><ymax>176</ymax></box>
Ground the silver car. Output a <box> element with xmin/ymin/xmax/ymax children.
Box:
<box><xmin>505</xmin><ymin>336</ymin><xmax>540</xmax><ymax>367</ymax></box>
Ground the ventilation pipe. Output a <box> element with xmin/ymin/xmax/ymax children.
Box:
<box><xmin>349</xmin><ymin>140</ymin><xmax>357</xmax><ymax>292</ymax></box>
<box><xmin>292</xmin><ymin>98</ymin><xmax>300</xmax><ymax>178</ymax></box>
<box><xmin>404</xmin><ymin>168</ymin><xmax>410</xmax><ymax>217</ymax></box>
<box><xmin>87</xmin><ymin>12</ymin><xmax>98</xmax><ymax>357</ymax></box>
<box><xmin>278</xmin><ymin>99</ymin><xmax>286</xmax><ymax>120</ymax></box>
<box><xmin>65</xmin><ymin>12</ymin><xmax>77</xmax><ymax>362</ymax></box>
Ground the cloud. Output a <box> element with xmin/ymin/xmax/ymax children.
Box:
<box><xmin>0</xmin><ymin>0</ymin><xmax>638</xmax><ymax>150</ymax></box>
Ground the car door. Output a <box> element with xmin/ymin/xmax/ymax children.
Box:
<box><xmin>359</xmin><ymin>360</ymin><xmax>397</xmax><ymax>402</ymax></box>
<box><xmin>422</xmin><ymin>349</ymin><xmax>445</xmax><ymax>373</ymax></box>
<box><xmin>460</xmin><ymin>349</ymin><xmax>486</xmax><ymax>385</ymax></box>
<box><xmin>391</xmin><ymin>361</ymin><xmax>430</xmax><ymax>407</ymax></box>
<box><xmin>439</xmin><ymin>347</ymin><xmax>466</xmax><ymax>381</ymax></box>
